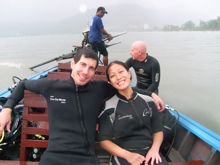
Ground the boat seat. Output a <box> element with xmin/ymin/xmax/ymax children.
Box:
<box><xmin>95</xmin><ymin>65</ymin><xmax>107</xmax><ymax>74</ymax></box>
<box><xmin>48</xmin><ymin>69</ymin><xmax>107</xmax><ymax>82</ymax></box>
<box><xmin>48</xmin><ymin>71</ymin><xmax>70</xmax><ymax>79</ymax></box>
<box><xmin>19</xmin><ymin>90</ymin><xmax>48</xmax><ymax>161</ymax></box>
<box><xmin>58</xmin><ymin>62</ymin><xmax>72</xmax><ymax>72</ymax></box>
<box><xmin>93</xmin><ymin>74</ymin><xmax>108</xmax><ymax>82</ymax></box>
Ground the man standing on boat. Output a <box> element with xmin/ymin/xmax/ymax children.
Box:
<box><xmin>126</xmin><ymin>41</ymin><xmax>160</xmax><ymax>95</ymax></box>
<box><xmin>89</xmin><ymin>6</ymin><xmax>113</xmax><ymax>66</ymax></box>
<box><xmin>0</xmin><ymin>47</ymin><xmax>164</xmax><ymax>165</ymax></box>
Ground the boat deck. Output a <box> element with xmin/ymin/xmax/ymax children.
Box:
<box><xmin>0</xmin><ymin>160</ymin><xmax>204</xmax><ymax>165</ymax></box>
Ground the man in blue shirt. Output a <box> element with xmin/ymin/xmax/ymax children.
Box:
<box><xmin>89</xmin><ymin>6</ymin><xmax>112</xmax><ymax>66</ymax></box>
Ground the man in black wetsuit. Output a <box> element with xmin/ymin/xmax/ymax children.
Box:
<box><xmin>0</xmin><ymin>47</ymin><xmax>164</xmax><ymax>165</ymax></box>
<box><xmin>126</xmin><ymin>41</ymin><xmax>160</xmax><ymax>95</ymax></box>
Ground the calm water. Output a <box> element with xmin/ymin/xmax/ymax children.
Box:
<box><xmin>0</xmin><ymin>32</ymin><xmax>220</xmax><ymax>135</ymax></box>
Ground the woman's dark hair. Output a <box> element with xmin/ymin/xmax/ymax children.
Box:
<box><xmin>106</xmin><ymin>60</ymin><xmax>129</xmax><ymax>82</ymax></box>
<box><xmin>74</xmin><ymin>47</ymin><xmax>99</xmax><ymax>69</ymax></box>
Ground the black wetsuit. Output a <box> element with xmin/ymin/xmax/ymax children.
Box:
<box><xmin>126</xmin><ymin>54</ymin><xmax>160</xmax><ymax>94</ymax></box>
<box><xmin>4</xmin><ymin>76</ymin><xmax>116</xmax><ymax>165</ymax></box>
<box><xmin>3</xmin><ymin>76</ymin><xmax>153</xmax><ymax>165</ymax></box>
<box><xmin>98</xmin><ymin>91</ymin><xmax>167</xmax><ymax>165</ymax></box>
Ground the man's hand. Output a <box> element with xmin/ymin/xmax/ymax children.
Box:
<box><xmin>107</xmin><ymin>34</ymin><xmax>113</xmax><ymax>41</ymax></box>
<box><xmin>0</xmin><ymin>108</ymin><xmax>12</xmax><ymax>136</ymax></box>
<box><xmin>151</xmin><ymin>93</ymin><xmax>165</xmax><ymax>112</ymax></box>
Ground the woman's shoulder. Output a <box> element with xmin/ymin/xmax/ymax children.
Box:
<box><xmin>136</xmin><ymin>92</ymin><xmax>154</xmax><ymax>102</ymax></box>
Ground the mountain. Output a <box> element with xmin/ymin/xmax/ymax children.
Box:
<box><xmin>0</xmin><ymin>3</ymin><xmax>217</xmax><ymax>37</ymax></box>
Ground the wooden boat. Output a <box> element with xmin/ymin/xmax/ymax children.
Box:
<box><xmin>0</xmin><ymin>32</ymin><xmax>220</xmax><ymax>165</ymax></box>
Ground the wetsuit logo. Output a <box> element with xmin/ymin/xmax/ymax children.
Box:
<box><xmin>118</xmin><ymin>115</ymin><xmax>133</xmax><ymax>120</ymax></box>
<box><xmin>138</xmin><ymin>69</ymin><xmax>144</xmax><ymax>74</ymax></box>
<box><xmin>143</xmin><ymin>108</ymin><xmax>152</xmax><ymax>117</ymax></box>
<box><xmin>50</xmin><ymin>96</ymin><xmax>66</xmax><ymax>104</ymax></box>
<box><xmin>155</xmin><ymin>73</ymin><xmax>159</xmax><ymax>82</ymax></box>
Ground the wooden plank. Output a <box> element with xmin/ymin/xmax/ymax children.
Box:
<box><xmin>58</xmin><ymin>62</ymin><xmax>71</xmax><ymax>72</ymax></box>
<box><xmin>168</xmin><ymin>160</ymin><xmax>204</xmax><ymax>165</ymax></box>
<box><xmin>0</xmin><ymin>161</ymin><xmax>38</xmax><ymax>165</ymax></box>
<box><xmin>168</xmin><ymin>148</ymin><xmax>185</xmax><ymax>162</ymax></box>
<box><xmin>57</xmin><ymin>63</ymin><xmax>107</xmax><ymax>74</ymax></box>
<box><xmin>96</xmin><ymin>65</ymin><xmax>107</xmax><ymax>74</ymax></box>
<box><xmin>207</xmin><ymin>149</ymin><xmax>220</xmax><ymax>164</ymax></box>
<box><xmin>24</xmin><ymin>92</ymin><xmax>47</xmax><ymax>108</ymax></box>
<box><xmin>21</xmin><ymin>91</ymin><xmax>49</xmax><ymax>161</ymax></box>
<box><xmin>21</xmin><ymin>127</ymin><xmax>49</xmax><ymax>135</ymax></box>
<box><xmin>168</xmin><ymin>148</ymin><xmax>204</xmax><ymax>164</ymax></box>
<box><xmin>0</xmin><ymin>161</ymin><xmax>110</xmax><ymax>165</ymax></box>
<box><xmin>22</xmin><ymin>114</ymin><xmax>48</xmax><ymax>121</ymax></box>
<box><xmin>21</xmin><ymin>140</ymin><xmax>48</xmax><ymax>148</ymax></box>
<box><xmin>48</xmin><ymin>71</ymin><xmax>70</xmax><ymax>79</ymax></box>
<box><xmin>93</xmin><ymin>74</ymin><xmax>107</xmax><ymax>82</ymax></box>
<box><xmin>178</xmin><ymin>131</ymin><xmax>196</xmax><ymax>159</ymax></box>
<box><xmin>188</xmin><ymin>138</ymin><xmax>211</xmax><ymax>161</ymax></box>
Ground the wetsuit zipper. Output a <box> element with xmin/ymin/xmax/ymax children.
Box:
<box><xmin>129</xmin><ymin>100</ymin><xmax>145</xmax><ymax>132</ymax></box>
<box><xmin>75</xmin><ymin>86</ymin><xmax>90</xmax><ymax>155</ymax></box>
<box><xmin>76</xmin><ymin>86</ymin><xmax>97</xmax><ymax>164</ymax></box>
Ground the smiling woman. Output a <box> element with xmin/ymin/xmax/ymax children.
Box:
<box><xmin>99</xmin><ymin>60</ymin><xmax>168</xmax><ymax>165</ymax></box>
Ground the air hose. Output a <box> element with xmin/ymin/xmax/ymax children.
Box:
<box><xmin>0</xmin><ymin>130</ymin><xmax>5</xmax><ymax>143</ymax></box>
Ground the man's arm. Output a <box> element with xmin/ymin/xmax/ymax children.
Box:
<box><xmin>0</xmin><ymin>80</ymin><xmax>30</xmax><ymax>136</ymax></box>
<box><xmin>0</xmin><ymin>108</ymin><xmax>12</xmax><ymax>135</ymax></box>
<box><xmin>100</xmin><ymin>28</ymin><xmax>112</xmax><ymax>40</ymax></box>
<box><xmin>0</xmin><ymin>78</ymin><xmax>51</xmax><ymax>136</ymax></box>
<box><xmin>98</xmin><ymin>80</ymin><xmax>117</xmax><ymax>100</ymax></box>
<box><xmin>133</xmin><ymin>87</ymin><xmax>164</xmax><ymax>112</ymax></box>
<box><xmin>147</xmin><ymin>58</ymin><xmax>160</xmax><ymax>92</ymax></box>
<box><xmin>125</xmin><ymin>58</ymin><xmax>132</xmax><ymax>68</ymax></box>
<box><xmin>151</xmin><ymin>93</ymin><xmax>164</xmax><ymax>112</ymax></box>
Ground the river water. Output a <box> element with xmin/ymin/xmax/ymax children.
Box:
<box><xmin>0</xmin><ymin>32</ymin><xmax>220</xmax><ymax>135</ymax></box>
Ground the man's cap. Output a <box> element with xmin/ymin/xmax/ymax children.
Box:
<box><xmin>97</xmin><ymin>6</ymin><xmax>108</xmax><ymax>14</ymax></box>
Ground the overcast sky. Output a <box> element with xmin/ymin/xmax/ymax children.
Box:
<box><xmin>0</xmin><ymin>0</ymin><xmax>219</xmax><ymax>22</ymax></box>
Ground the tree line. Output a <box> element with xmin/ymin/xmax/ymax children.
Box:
<box><xmin>162</xmin><ymin>16</ymin><xmax>220</xmax><ymax>31</ymax></box>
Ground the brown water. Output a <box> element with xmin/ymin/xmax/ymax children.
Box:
<box><xmin>0</xmin><ymin>32</ymin><xmax>220</xmax><ymax>135</ymax></box>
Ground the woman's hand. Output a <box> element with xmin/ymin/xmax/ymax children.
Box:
<box><xmin>124</xmin><ymin>152</ymin><xmax>145</xmax><ymax>165</ymax></box>
<box><xmin>145</xmin><ymin>148</ymin><xmax>162</xmax><ymax>165</ymax></box>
